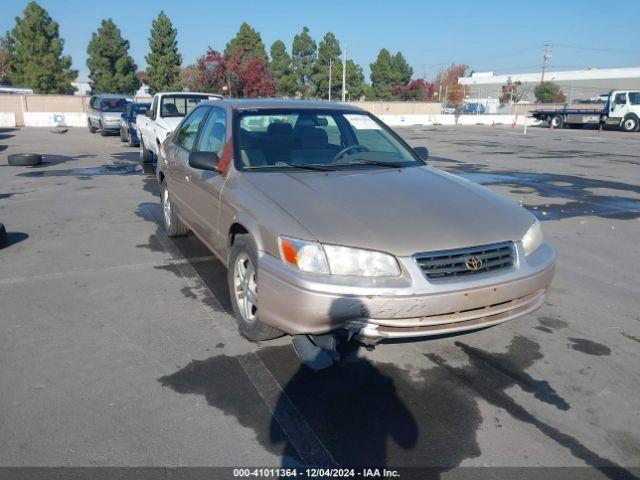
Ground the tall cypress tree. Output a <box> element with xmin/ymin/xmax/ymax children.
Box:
<box><xmin>225</xmin><ymin>23</ymin><xmax>268</xmax><ymax>64</ymax></box>
<box><xmin>291</xmin><ymin>26</ymin><xmax>316</xmax><ymax>98</ymax></box>
<box><xmin>269</xmin><ymin>40</ymin><xmax>297</xmax><ymax>97</ymax></box>
<box><xmin>10</xmin><ymin>1</ymin><xmax>76</xmax><ymax>93</ymax></box>
<box><xmin>311</xmin><ymin>32</ymin><xmax>341</xmax><ymax>99</ymax></box>
<box><xmin>87</xmin><ymin>19</ymin><xmax>139</xmax><ymax>94</ymax></box>
<box><xmin>146</xmin><ymin>11</ymin><xmax>182</xmax><ymax>94</ymax></box>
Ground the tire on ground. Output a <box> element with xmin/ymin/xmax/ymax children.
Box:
<box><xmin>88</xmin><ymin>122</ymin><xmax>97</xmax><ymax>133</ymax></box>
<box><xmin>550</xmin><ymin>115</ymin><xmax>564</xmax><ymax>128</ymax></box>
<box><xmin>621</xmin><ymin>114</ymin><xmax>639</xmax><ymax>133</ymax></box>
<box><xmin>7</xmin><ymin>153</ymin><xmax>42</xmax><ymax>166</ymax></box>
<box><xmin>160</xmin><ymin>180</ymin><xmax>189</xmax><ymax>237</ymax></box>
<box><xmin>227</xmin><ymin>234</ymin><xmax>284</xmax><ymax>341</ymax></box>
<box><xmin>140</xmin><ymin>138</ymin><xmax>154</xmax><ymax>163</ymax></box>
<box><xmin>120</xmin><ymin>127</ymin><xmax>127</xmax><ymax>142</ymax></box>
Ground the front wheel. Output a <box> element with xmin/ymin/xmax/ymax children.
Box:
<box><xmin>120</xmin><ymin>127</ymin><xmax>127</xmax><ymax>142</ymax></box>
<box><xmin>550</xmin><ymin>115</ymin><xmax>564</xmax><ymax>129</ymax></box>
<box><xmin>228</xmin><ymin>234</ymin><xmax>283</xmax><ymax>341</ymax></box>
<box><xmin>88</xmin><ymin>121</ymin><xmax>97</xmax><ymax>134</ymax></box>
<box><xmin>621</xmin><ymin>115</ymin><xmax>639</xmax><ymax>132</ymax></box>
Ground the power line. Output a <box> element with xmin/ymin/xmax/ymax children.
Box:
<box><xmin>554</xmin><ymin>43</ymin><xmax>640</xmax><ymax>55</ymax></box>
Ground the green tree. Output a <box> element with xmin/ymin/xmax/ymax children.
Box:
<box><xmin>311</xmin><ymin>32</ymin><xmax>341</xmax><ymax>99</ymax></box>
<box><xmin>269</xmin><ymin>40</ymin><xmax>297</xmax><ymax>97</ymax></box>
<box><xmin>87</xmin><ymin>19</ymin><xmax>139</xmax><ymax>94</ymax></box>
<box><xmin>225</xmin><ymin>22</ymin><xmax>268</xmax><ymax>64</ymax></box>
<box><xmin>344</xmin><ymin>59</ymin><xmax>368</xmax><ymax>100</ymax></box>
<box><xmin>534</xmin><ymin>81</ymin><xmax>566</xmax><ymax>103</ymax></box>
<box><xmin>9</xmin><ymin>1</ymin><xmax>76</xmax><ymax>93</ymax></box>
<box><xmin>0</xmin><ymin>31</ymin><xmax>16</xmax><ymax>85</ymax></box>
<box><xmin>146</xmin><ymin>11</ymin><xmax>182</xmax><ymax>94</ymax></box>
<box><xmin>291</xmin><ymin>26</ymin><xmax>316</xmax><ymax>97</ymax></box>
<box><xmin>370</xmin><ymin>49</ymin><xmax>413</xmax><ymax>100</ymax></box>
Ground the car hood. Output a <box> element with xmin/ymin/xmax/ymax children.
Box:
<box><xmin>160</xmin><ymin>117</ymin><xmax>184</xmax><ymax>132</ymax></box>
<box><xmin>246</xmin><ymin>166</ymin><xmax>534</xmax><ymax>257</ymax></box>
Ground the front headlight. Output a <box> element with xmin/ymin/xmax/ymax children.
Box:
<box><xmin>522</xmin><ymin>219</ymin><xmax>543</xmax><ymax>256</ymax></box>
<box><xmin>278</xmin><ymin>236</ymin><xmax>400</xmax><ymax>277</ymax></box>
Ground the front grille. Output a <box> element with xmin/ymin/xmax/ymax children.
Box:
<box><xmin>416</xmin><ymin>241</ymin><xmax>515</xmax><ymax>279</ymax></box>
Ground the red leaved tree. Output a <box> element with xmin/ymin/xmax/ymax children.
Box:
<box><xmin>392</xmin><ymin>78</ymin><xmax>436</xmax><ymax>101</ymax></box>
<box><xmin>194</xmin><ymin>46</ymin><xmax>275</xmax><ymax>97</ymax></box>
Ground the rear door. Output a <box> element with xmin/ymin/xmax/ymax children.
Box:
<box><xmin>186</xmin><ymin>106</ymin><xmax>229</xmax><ymax>253</ymax></box>
<box><xmin>167</xmin><ymin>106</ymin><xmax>210</xmax><ymax>228</ymax></box>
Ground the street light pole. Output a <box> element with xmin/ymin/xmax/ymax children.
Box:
<box><xmin>341</xmin><ymin>43</ymin><xmax>347</xmax><ymax>102</ymax></box>
<box><xmin>328</xmin><ymin>58</ymin><xmax>332</xmax><ymax>101</ymax></box>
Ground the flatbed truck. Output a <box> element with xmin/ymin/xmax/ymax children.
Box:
<box><xmin>531</xmin><ymin>90</ymin><xmax>640</xmax><ymax>132</ymax></box>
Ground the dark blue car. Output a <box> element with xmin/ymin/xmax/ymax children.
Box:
<box><xmin>120</xmin><ymin>102</ymin><xmax>151</xmax><ymax>147</ymax></box>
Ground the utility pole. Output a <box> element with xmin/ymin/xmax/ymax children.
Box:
<box><xmin>328</xmin><ymin>58</ymin><xmax>332</xmax><ymax>101</ymax></box>
<box><xmin>341</xmin><ymin>43</ymin><xmax>347</xmax><ymax>102</ymax></box>
<box><xmin>541</xmin><ymin>44</ymin><xmax>551</xmax><ymax>84</ymax></box>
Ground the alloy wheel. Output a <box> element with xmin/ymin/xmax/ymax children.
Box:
<box><xmin>233</xmin><ymin>253</ymin><xmax>258</xmax><ymax>323</ymax></box>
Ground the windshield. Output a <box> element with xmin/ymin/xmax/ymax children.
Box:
<box><xmin>629</xmin><ymin>92</ymin><xmax>640</xmax><ymax>105</ymax></box>
<box><xmin>236</xmin><ymin>110</ymin><xmax>420</xmax><ymax>170</ymax></box>
<box><xmin>101</xmin><ymin>98</ymin><xmax>128</xmax><ymax>112</ymax></box>
<box><xmin>161</xmin><ymin>95</ymin><xmax>209</xmax><ymax>117</ymax></box>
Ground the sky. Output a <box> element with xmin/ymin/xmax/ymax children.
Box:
<box><xmin>2</xmin><ymin>0</ymin><xmax>640</xmax><ymax>82</ymax></box>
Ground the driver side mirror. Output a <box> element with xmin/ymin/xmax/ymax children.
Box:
<box><xmin>414</xmin><ymin>146</ymin><xmax>429</xmax><ymax>161</ymax></box>
<box><xmin>145</xmin><ymin>109</ymin><xmax>153</xmax><ymax>117</ymax></box>
<box><xmin>189</xmin><ymin>151</ymin><xmax>219</xmax><ymax>171</ymax></box>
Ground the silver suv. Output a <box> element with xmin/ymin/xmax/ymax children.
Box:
<box><xmin>87</xmin><ymin>94</ymin><xmax>131</xmax><ymax>136</ymax></box>
<box><xmin>157</xmin><ymin>99</ymin><xmax>556</xmax><ymax>347</ymax></box>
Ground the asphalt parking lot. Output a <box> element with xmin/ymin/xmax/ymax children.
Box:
<box><xmin>0</xmin><ymin>125</ymin><xmax>639</xmax><ymax>476</ymax></box>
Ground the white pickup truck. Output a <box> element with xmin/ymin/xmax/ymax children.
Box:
<box><xmin>137</xmin><ymin>92</ymin><xmax>223</xmax><ymax>162</ymax></box>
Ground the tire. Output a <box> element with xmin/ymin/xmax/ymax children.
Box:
<box><xmin>0</xmin><ymin>223</ymin><xmax>6</xmax><ymax>249</ymax></box>
<box><xmin>88</xmin><ymin>121</ymin><xmax>97</xmax><ymax>134</ymax></box>
<box><xmin>160</xmin><ymin>180</ymin><xmax>189</xmax><ymax>238</ymax></box>
<box><xmin>621</xmin><ymin>114</ymin><xmax>639</xmax><ymax>133</ymax></box>
<box><xmin>8</xmin><ymin>153</ymin><xmax>42</xmax><ymax>166</ymax></box>
<box><xmin>550</xmin><ymin>115</ymin><xmax>564</xmax><ymax>128</ymax></box>
<box><xmin>120</xmin><ymin>127</ymin><xmax>127</xmax><ymax>142</ymax></box>
<box><xmin>228</xmin><ymin>234</ymin><xmax>283</xmax><ymax>341</ymax></box>
<box><xmin>140</xmin><ymin>137</ymin><xmax>154</xmax><ymax>163</ymax></box>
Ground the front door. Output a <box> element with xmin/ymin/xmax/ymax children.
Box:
<box><xmin>167</xmin><ymin>106</ymin><xmax>210</xmax><ymax>228</ymax></box>
<box><xmin>184</xmin><ymin>106</ymin><xmax>229</xmax><ymax>254</ymax></box>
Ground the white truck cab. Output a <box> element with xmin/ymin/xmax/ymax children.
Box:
<box><xmin>137</xmin><ymin>92</ymin><xmax>223</xmax><ymax>162</ymax></box>
<box><xmin>605</xmin><ymin>90</ymin><xmax>640</xmax><ymax>132</ymax></box>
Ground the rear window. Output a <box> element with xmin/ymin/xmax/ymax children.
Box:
<box><xmin>160</xmin><ymin>95</ymin><xmax>211</xmax><ymax>117</ymax></box>
<box><xmin>100</xmin><ymin>98</ymin><xmax>128</xmax><ymax>112</ymax></box>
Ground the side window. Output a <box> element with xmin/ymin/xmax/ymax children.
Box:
<box><xmin>195</xmin><ymin>107</ymin><xmax>227</xmax><ymax>156</ymax></box>
<box><xmin>615</xmin><ymin>93</ymin><xmax>627</xmax><ymax>105</ymax></box>
<box><xmin>175</xmin><ymin>107</ymin><xmax>209</xmax><ymax>151</ymax></box>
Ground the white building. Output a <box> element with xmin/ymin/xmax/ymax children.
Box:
<box><xmin>459</xmin><ymin>67</ymin><xmax>640</xmax><ymax>102</ymax></box>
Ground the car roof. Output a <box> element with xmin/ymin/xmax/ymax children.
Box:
<box><xmin>94</xmin><ymin>94</ymin><xmax>130</xmax><ymax>98</ymax></box>
<box><xmin>158</xmin><ymin>92</ymin><xmax>223</xmax><ymax>97</ymax></box>
<box><xmin>197</xmin><ymin>98</ymin><xmax>365</xmax><ymax>112</ymax></box>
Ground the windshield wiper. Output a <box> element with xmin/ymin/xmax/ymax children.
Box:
<box><xmin>244</xmin><ymin>162</ymin><xmax>335</xmax><ymax>171</ymax></box>
<box><xmin>338</xmin><ymin>158</ymin><xmax>406</xmax><ymax>168</ymax></box>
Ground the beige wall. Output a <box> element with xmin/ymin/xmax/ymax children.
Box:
<box><xmin>0</xmin><ymin>95</ymin><xmax>25</xmax><ymax>126</ymax></box>
<box><xmin>349</xmin><ymin>101</ymin><xmax>442</xmax><ymax>115</ymax></box>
